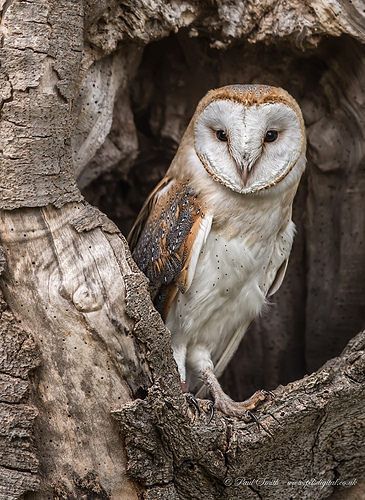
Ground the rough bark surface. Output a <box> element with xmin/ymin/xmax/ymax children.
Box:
<box><xmin>0</xmin><ymin>204</ymin><xmax>149</xmax><ymax>498</ymax></box>
<box><xmin>114</xmin><ymin>328</ymin><xmax>365</xmax><ymax>499</ymax></box>
<box><xmin>0</xmin><ymin>1</ymin><xmax>364</xmax><ymax>499</ymax></box>
<box><xmin>0</xmin><ymin>0</ymin><xmax>141</xmax><ymax>497</ymax></box>
<box><xmin>0</xmin><ymin>271</ymin><xmax>40</xmax><ymax>499</ymax></box>
<box><xmin>0</xmin><ymin>0</ymin><xmax>83</xmax><ymax>209</ymax></box>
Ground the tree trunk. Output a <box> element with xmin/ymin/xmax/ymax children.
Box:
<box><xmin>0</xmin><ymin>1</ymin><xmax>364</xmax><ymax>499</ymax></box>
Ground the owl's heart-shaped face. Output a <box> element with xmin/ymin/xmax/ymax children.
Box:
<box><xmin>194</xmin><ymin>98</ymin><xmax>305</xmax><ymax>194</ymax></box>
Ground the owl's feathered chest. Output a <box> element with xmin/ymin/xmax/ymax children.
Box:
<box><xmin>166</xmin><ymin>203</ymin><xmax>295</xmax><ymax>375</ymax></box>
<box><xmin>185</xmin><ymin>227</ymin><xmax>269</xmax><ymax>321</ymax></box>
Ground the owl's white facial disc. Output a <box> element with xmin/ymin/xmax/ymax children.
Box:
<box><xmin>194</xmin><ymin>99</ymin><xmax>304</xmax><ymax>194</ymax></box>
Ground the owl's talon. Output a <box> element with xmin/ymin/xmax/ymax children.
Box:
<box><xmin>245</xmin><ymin>410</ymin><xmax>273</xmax><ymax>436</ymax></box>
<box><xmin>205</xmin><ymin>400</ymin><xmax>215</xmax><ymax>423</ymax></box>
<box><xmin>245</xmin><ymin>410</ymin><xmax>257</xmax><ymax>424</ymax></box>
<box><xmin>184</xmin><ymin>393</ymin><xmax>201</xmax><ymax>417</ymax></box>
<box><xmin>245</xmin><ymin>410</ymin><xmax>261</xmax><ymax>428</ymax></box>
<box><xmin>261</xmin><ymin>389</ymin><xmax>276</xmax><ymax>400</ymax></box>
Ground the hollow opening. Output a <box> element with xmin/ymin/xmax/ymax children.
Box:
<box><xmin>83</xmin><ymin>33</ymin><xmax>365</xmax><ymax>400</ymax></box>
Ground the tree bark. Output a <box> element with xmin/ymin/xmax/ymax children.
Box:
<box><xmin>0</xmin><ymin>265</ymin><xmax>40</xmax><ymax>499</ymax></box>
<box><xmin>0</xmin><ymin>0</ymin><xmax>140</xmax><ymax>497</ymax></box>
<box><xmin>0</xmin><ymin>1</ymin><xmax>364</xmax><ymax>499</ymax></box>
<box><xmin>115</xmin><ymin>330</ymin><xmax>365</xmax><ymax>499</ymax></box>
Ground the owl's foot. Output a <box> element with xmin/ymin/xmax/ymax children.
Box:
<box><xmin>201</xmin><ymin>368</ymin><xmax>274</xmax><ymax>424</ymax></box>
<box><xmin>183</xmin><ymin>393</ymin><xmax>216</xmax><ymax>423</ymax></box>
<box><xmin>212</xmin><ymin>391</ymin><xmax>269</xmax><ymax>420</ymax></box>
<box><xmin>184</xmin><ymin>392</ymin><xmax>201</xmax><ymax>417</ymax></box>
<box><xmin>199</xmin><ymin>399</ymin><xmax>215</xmax><ymax>423</ymax></box>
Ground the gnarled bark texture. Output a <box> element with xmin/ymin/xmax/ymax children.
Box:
<box><xmin>0</xmin><ymin>0</ymin><xmax>364</xmax><ymax>499</ymax></box>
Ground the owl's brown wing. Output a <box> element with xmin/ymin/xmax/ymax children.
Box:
<box><xmin>128</xmin><ymin>177</ymin><xmax>212</xmax><ymax>319</ymax></box>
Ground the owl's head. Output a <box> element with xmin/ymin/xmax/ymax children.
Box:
<box><xmin>193</xmin><ymin>84</ymin><xmax>306</xmax><ymax>194</ymax></box>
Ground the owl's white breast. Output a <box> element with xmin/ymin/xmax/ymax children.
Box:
<box><xmin>166</xmin><ymin>208</ymin><xmax>295</xmax><ymax>383</ymax></box>
<box><xmin>169</xmin><ymin>228</ymin><xmax>267</xmax><ymax>345</ymax></box>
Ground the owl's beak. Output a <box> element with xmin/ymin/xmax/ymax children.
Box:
<box><xmin>239</xmin><ymin>161</ymin><xmax>251</xmax><ymax>186</ymax></box>
<box><xmin>240</xmin><ymin>151</ymin><xmax>259</xmax><ymax>185</ymax></box>
<box><xmin>241</xmin><ymin>166</ymin><xmax>250</xmax><ymax>186</ymax></box>
<box><xmin>235</xmin><ymin>151</ymin><xmax>255</xmax><ymax>186</ymax></box>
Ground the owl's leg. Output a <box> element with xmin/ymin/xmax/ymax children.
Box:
<box><xmin>172</xmin><ymin>342</ymin><xmax>201</xmax><ymax>416</ymax></box>
<box><xmin>172</xmin><ymin>343</ymin><xmax>188</xmax><ymax>389</ymax></box>
<box><xmin>201</xmin><ymin>367</ymin><xmax>271</xmax><ymax>420</ymax></box>
<box><xmin>188</xmin><ymin>347</ymin><xmax>271</xmax><ymax>419</ymax></box>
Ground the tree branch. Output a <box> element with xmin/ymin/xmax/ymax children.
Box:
<box><xmin>114</xmin><ymin>325</ymin><xmax>365</xmax><ymax>499</ymax></box>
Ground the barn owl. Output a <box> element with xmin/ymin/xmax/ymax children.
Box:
<box><xmin>129</xmin><ymin>84</ymin><xmax>306</xmax><ymax>419</ymax></box>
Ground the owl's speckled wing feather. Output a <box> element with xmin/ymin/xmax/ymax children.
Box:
<box><xmin>128</xmin><ymin>177</ymin><xmax>212</xmax><ymax>319</ymax></box>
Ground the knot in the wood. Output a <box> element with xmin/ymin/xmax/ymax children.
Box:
<box><xmin>72</xmin><ymin>282</ymin><xmax>104</xmax><ymax>312</ymax></box>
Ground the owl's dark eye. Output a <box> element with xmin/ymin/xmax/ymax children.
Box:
<box><xmin>216</xmin><ymin>129</ymin><xmax>228</xmax><ymax>142</ymax></box>
<box><xmin>264</xmin><ymin>130</ymin><xmax>278</xmax><ymax>143</ymax></box>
